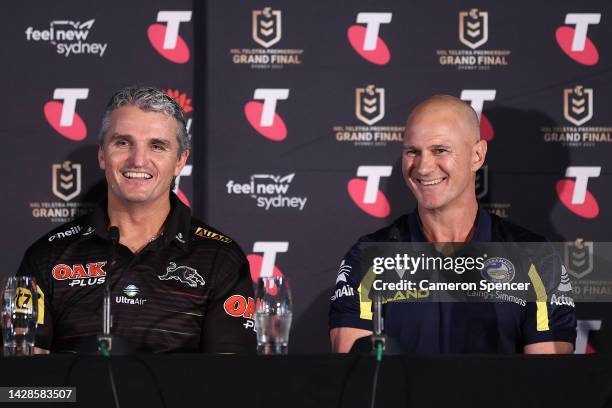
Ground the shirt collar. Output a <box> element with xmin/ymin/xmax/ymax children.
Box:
<box><xmin>408</xmin><ymin>207</ymin><xmax>491</xmax><ymax>242</ymax></box>
<box><xmin>79</xmin><ymin>193</ymin><xmax>191</xmax><ymax>251</ymax></box>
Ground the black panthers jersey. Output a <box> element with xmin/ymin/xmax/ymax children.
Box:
<box><xmin>17</xmin><ymin>194</ymin><xmax>256</xmax><ymax>353</ymax></box>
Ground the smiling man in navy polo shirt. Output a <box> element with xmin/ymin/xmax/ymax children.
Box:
<box><xmin>329</xmin><ymin>95</ymin><xmax>576</xmax><ymax>354</ymax></box>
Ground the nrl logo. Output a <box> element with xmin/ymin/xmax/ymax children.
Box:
<box><xmin>252</xmin><ymin>7</ymin><xmax>281</xmax><ymax>48</ymax></box>
<box><xmin>158</xmin><ymin>262</ymin><xmax>205</xmax><ymax>288</ymax></box>
<box><xmin>564</xmin><ymin>85</ymin><xmax>593</xmax><ymax>127</ymax></box>
<box><xmin>355</xmin><ymin>85</ymin><xmax>385</xmax><ymax>126</ymax></box>
<box><xmin>52</xmin><ymin>161</ymin><xmax>81</xmax><ymax>202</ymax></box>
<box><xmin>564</xmin><ymin>239</ymin><xmax>594</xmax><ymax>279</ymax></box>
<box><xmin>459</xmin><ymin>9</ymin><xmax>488</xmax><ymax>49</ymax></box>
<box><xmin>476</xmin><ymin>165</ymin><xmax>488</xmax><ymax>199</ymax></box>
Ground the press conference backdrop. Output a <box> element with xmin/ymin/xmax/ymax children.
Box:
<box><xmin>1</xmin><ymin>1</ymin><xmax>610</xmax><ymax>353</ymax></box>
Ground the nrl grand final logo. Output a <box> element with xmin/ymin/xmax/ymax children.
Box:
<box><xmin>459</xmin><ymin>9</ymin><xmax>488</xmax><ymax>49</ymax></box>
<box><xmin>355</xmin><ymin>85</ymin><xmax>385</xmax><ymax>126</ymax></box>
<box><xmin>564</xmin><ymin>239</ymin><xmax>593</xmax><ymax>279</ymax></box>
<box><xmin>564</xmin><ymin>85</ymin><xmax>593</xmax><ymax>127</ymax></box>
<box><xmin>52</xmin><ymin>161</ymin><xmax>81</xmax><ymax>202</ymax></box>
<box><xmin>252</xmin><ymin>7</ymin><xmax>281</xmax><ymax>48</ymax></box>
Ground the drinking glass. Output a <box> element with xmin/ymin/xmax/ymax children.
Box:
<box><xmin>254</xmin><ymin>276</ymin><xmax>292</xmax><ymax>355</ymax></box>
<box><xmin>2</xmin><ymin>276</ymin><xmax>38</xmax><ymax>356</ymax></box>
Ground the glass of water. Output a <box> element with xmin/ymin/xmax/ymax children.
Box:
<box><xmin>2</xmin><ymin>276</ymin><xmax>39</xmax><ymax>356</ymax></box>
<box><xmin>254</xmin><ymin>276</ymin><xmax>292</xmax><ymax>355</ymax></box>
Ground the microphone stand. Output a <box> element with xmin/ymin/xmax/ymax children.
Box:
<box><xmin>98</xmin><ymin>226</ymin><xmax>120</xmax><ymax>356</ymax></box>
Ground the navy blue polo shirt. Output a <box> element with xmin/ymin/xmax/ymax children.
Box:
<box><xmin>329</xmin><ymin>209</ymin><xmax>576</xmax><ymax>353</ymax></box>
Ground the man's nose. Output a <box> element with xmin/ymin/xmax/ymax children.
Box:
<box><xmin>414</xmin><ymin>152</ymin><xmax>435</xmax><ymax>175</ymax></box>
<box><xmin>129</xmin><ymin>144</ymin><xmax>148</xmax><ymax>167</ymax></box>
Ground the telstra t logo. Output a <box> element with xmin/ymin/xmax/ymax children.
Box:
<box><xmin>555</xmin><ymin>13</ymin><xmax>601</xmax><ymax>66</ymax></box>
<box><xmin>460</xmin><ymin>90</ymin><xmax>496</xmax><ymax>141</ymax></box>
<box><xmin>347</xmin><ymin>13</ymin><xmax>392</xmax><ymax>65</ymax></box>
<box><xmin>244</xmin><ymin>88</ymin><xmax>289</xmax><ymax>141</ymax></box>
<box><xmin>247</xmin><ymin>242</ymin><xmax>288</xmax><ymax>282</ymax></box>
<box><xmin>44</xmin><ymin>88</ymin><xmax>89</xmax><ymax>141</ymax></box>
<box><xmin>347</xmin><ymin>166</ymin><xmax>392</xmax><ymax>218</ymax></box>
<box><xmin>147</xmin><ymin>11</ymin><xmax>192</xmax><ymax>64</ymax></box>
<box><xmin>556</xmin><ymin>166</ymin><xmax>600</xmax><ymax>219</ymax></box>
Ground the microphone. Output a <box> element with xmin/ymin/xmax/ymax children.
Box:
<box><xmin>99</xmin><ymin>226</ymin><xmax>120</xmax><ymax>355</ymax></box>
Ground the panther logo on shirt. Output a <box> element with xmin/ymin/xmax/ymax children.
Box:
<box><xmin>158</xmin><ymin>262</ymin><xmax>205</xmax><ymax>287</ymax></box>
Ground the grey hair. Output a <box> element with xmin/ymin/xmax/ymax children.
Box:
<box><xmin>98</xmin><ymin>86</ymin><xmax>190</xmax><ymax>154</ymax></box>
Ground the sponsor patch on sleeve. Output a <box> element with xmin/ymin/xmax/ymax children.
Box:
<box><xmin>194</xmin><ymin>227</ymin><xmax>232</xmax><ymax>243</ymax></box>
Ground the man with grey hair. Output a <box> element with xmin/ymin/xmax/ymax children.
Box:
<box><xmin>329</xmin><ymin>95</ymin><xmax>576</xmax><ymax>354</ymax></box>
<box><xmin>17</xmin><ymin>86</ymin><xmax>256</xmax><ymax>353</ymax></box>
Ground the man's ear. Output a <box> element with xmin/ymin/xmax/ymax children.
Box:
<box><xmin>174</xmin><ymin>149</ymin><xmax>190</xmax><ymax>176</ymax></box>
<box><xmin>98</xmin><ymin>145</ymin><xmax>105</xmax><ymax>170</ymax></box>
<box><xmin>472</xmin><ymin>139</ymin><xmax>487</xmax><ymax>171</ymax></box>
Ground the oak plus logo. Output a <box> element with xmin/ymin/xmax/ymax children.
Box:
<box><xmin>460</xmin><ymin>89</ymin><xmax>496</xmax><ymax>141</ymax></box>
<box><xmin>556</xmin><ymin>166</ymin><xmax>600</xmax><ymax>219</ymax></box>
<box><xmin>164</xmin><ymin>89</ymin><xmax>193</xmax><ymax>207</ymax></box>
<box><xmin>347</xmin><ymin>12</ymin><xmax>392</xmax><ymax>65</ymax></box>
<box><xmin>25</xmin><ymin>19</ymin><xmax>108</xmax><ymax>57</ymax></box>
<box><xmin>555</xmin><ymin>13</ymin><xmax>601</xmax><ymax>66</ymax></box>
<box><xmin>437</xmin><ymin>9</ymin><xmax>510</xmax><ymax>70</ymax></box>
<box><xmin>347</xmin><ymin>166</ymin><xmax>391</xmax><ymax>218</ymax></box>
<box><xmin>52</xmin><ymin>161</ymin><xmax>81</xmax><ymax>202</ymax></box>
<box><xmin>226</xmin><ymin>173</ymin><xmax>307</xmax><ymax>211</ymax></box>
<box><xmin>231</xmin><ymin>7</ymin><xmax>303</xmax><ymax>69</ymax></box>
<box><xmin>44</xmin><ymin>88</ymin><xmax>88</xmax><ymax>141</ymax></box>
<box><xmin>244</xmin><ymin>88</ymin><xmax>289</xmax><ymax>141</ymax></box>
<box><xmin>147</xmin><ymin>11</ymin><xmax>191</xmax><ymax>64</ymax></box>
<box><xmin>334</xmin><ymin>85</ymin><xmax>403</xmax><ymax>147</ymax></box>
<box><xmin>542</xmin><ymin>85</ymin><xmax>612</xmax><ymax>147</ymax></box>
<box><xmin>247</xmin><ymin>242</ymin><xmax>288</xmax><ymax>282</ymax></box>
<box><xmin>30</xmin><ymin>161</ymin><xmax>95</xmax><ymax>223</ymax></box>
<box><xmin>52</xmin><ymin>261</ymin><xmax>106</xmax><ymax>287</ymax></box>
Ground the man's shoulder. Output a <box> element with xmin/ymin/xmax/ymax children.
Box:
<box><xmin>188</xmin><ymin>217</ymin><xmax>246</xmax><ymax>255</ymax></box>
<box><xmin>26</xmin><ymin>216</ymin><xmax>93</xmax><ymax>255</ymax></box>
<box><xmin>490</xmin><ymin>214</ymin><xmax>547</xmax><ymax>242</ymax></box>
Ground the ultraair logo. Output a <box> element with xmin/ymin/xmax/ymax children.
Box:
<box><xmin>564</xmin><ymin>86</ymin><xmax>593</xmax><ymax>127</ymax></box>
<box><xmin>117</xmin><ymin>284</ymin><xmax>147</xmax><ymax>305</ymax></box>
<box><xmin>44</xmin><ymin>88</ymin><xmax>88</xmax><ymax>141</ymax></box>
<box><xmin>460</xmin><ymin>89</ymin><xmax>496</xmax><ymax>141</ymax></box>
<box><xmin>555</xmin><ymin>13</ymin><xmax>601</xmax><ymax>66</ymax></box>
<box><xmin>564</xmin><ymin>239</ymin><xmax>594</xmax><ymax>279</ymax></box>
<box><xmin>244</xmin><ymin>88</ymin><xmax>289</xmax><ymax>141</ymax></box>
<box><xmin>52</xmin><ymin>161</ymin><xmax>81</xmax><ymax>202</ymax></box>
<box><xmin>24</xmin><ymin>19</ymin><xmax>108</xmax><ymax>57</ymax></box>
<box><xmin>247</xmin><ymin>242</ymin><xmax>288</xmax><ymax>282</ymax></box>
<box><xmin>355</xmin><ymin>85</ymin><xmax>385</xmax><ymax>126</ymax></box>
<box><xmin>252</xmin><ymin>7</ymin><xmax>281</xmax><ymax>48</ymax></box>
<box><xmin>347</xmin><ymin>12</ymin><xmax>392</xmax><ymax>65</ymax></box>
<box><xmin>347</xmin><ymin>166</ymin><xmax>391</xmax><ymax>218</ymax></box>
<box><xmin>459</xmin><ymin>9</ymin><xmax>488</xmax><ymax>49</ymax></box>
<box><xmin>556</xmin><ymin>166</ymin><xmax>600</xmax><ymax>219</ymax></box>
<box><xmin>147</xmin><ymin>11</ymin><xmax>191</xmax><ymax>64</ymax></box>
<box><xmin>226</xmin><ymin>173</ymin><xmax>308</xmax><ymax>211</ymax></box>
<box><xmin>164</xmin><ymin>89</ymin><xmax>193</xmax><ymax>207</ymax></box>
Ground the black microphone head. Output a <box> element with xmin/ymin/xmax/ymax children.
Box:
<box><xmin>108</xmin><ymin>226</ymin><xmax>120</xmax><ymax>245</ymax></box>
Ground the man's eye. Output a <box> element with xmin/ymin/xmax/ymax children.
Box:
<box><xmin>115</xmin><ymin>139</ymin><xmax>129</xmax><ymax>147</ymax></box>
<box><xmin>152</xmin><ymin>144</ymin><xmax>167</xmax><ymax>151</ymax></box>
<box><xmin>404</xmin><ymin>150</ymin><xmax>417</xmax><ymax>157</ymax></box>
<box><xmin>433</xmin><ymin>148</ymin><xmax>448</xmax><ymax>154</ymax></box>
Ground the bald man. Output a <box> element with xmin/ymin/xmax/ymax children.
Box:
<box><xmin>329</xmin><ymin>95</ymin><xmax>576</xmax><ymax>354</ymax></box>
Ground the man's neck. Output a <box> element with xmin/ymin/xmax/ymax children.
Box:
<box><xmin>417</xmin><ymin>199</ymin><xmax>479</xmax><ymax>243</ymax></box>
<box><xmin>106</xmin><ymin>195</ymin><xmax>171</xmax><ymax>253</ymax></box>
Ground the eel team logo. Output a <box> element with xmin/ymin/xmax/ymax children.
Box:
<box><xmin>347</xmin><ymin>12</ymin><xmax>392</xmax><ymax>65</ymax></box>
<box><xmin>224</xmin><ymin>294</ymin><xmax>255</xmax><ymax>330</ymax></box>
<box><xmin>564</xmin><ymin>86</ymin><xmax>593</xmax><ymax>127</ymax></box>
<box><xmin>158</xmin><ymin>262</ymin><xmax>205</xmax><ymax>288</ymax></box>
<box><xmin>555</xmin><ymin>13</ymin><xmax>601</xmax><ymax>66</ymax></box>
<box><xmin>52</xmin><ymin>161</ymin><xmax>81</xmax><ymax>202</ymax></box>
<box><xmin>564</xmin><ymin>239</ymin><xmax>594</xmax><ymax>279</ymax></box>
<box><xmin>459</xmin><ymin>9</ymin><xmax>488</xmax><ymax>49</ymax></box>
<box><xmin>356</xmin><ymin>85</ymin><xmax>384</xmax><ymax>125</ymax></box>
<box><xmin>460</xmin><ymin>89</ymin><xmax>495</xmax><ymax>141</ymax></box>
<box><xmin>347</xmin><ymin>166</ymin><xmax>391</xmax><ymax>218</ymax></box>
<box><xmin>44</xmin><ymin>88</ymin><xmax>89</xmax><ymax>141</ymax></box>
<box><xmin>25</xmin><ymin>19</ymin><xmax>108</xmax><ymax>57</ymax></box>
<box><xmin>247</xmin><ymin>241</ymin><xmax>287</xmax><ymax>282</ymax></box>
<box><xmin>556</xmin><ymin>166</ymin><xmax>600</xmax><ymax>219</ymax></box>
<box><xmin>481</xmin><ymin>257</ymin><xmax>515</xmax><ymax>283</ymax></box>
<box><xmin>52</xmin><ymin>262</ymin><xmax>106</xmax><ymax>287</ymax></box>
<box><xmin>147</xmin><ymin>11</ymin><xmax>191</xmax><ymax>64</ymax></box>
<box><xmin>226</xmin><ymin>173</ymin><xmax>308</xmax><ymax>211</ymax></box>
<box><xmin>252</xmin><ymin>7</ymin><xmax>281</xmax><ymax>48</ymax></box>
<box><xmin>244</xmin><ymin>88</ymin><xmax>289</xmax><ymax>141</ymax></box>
